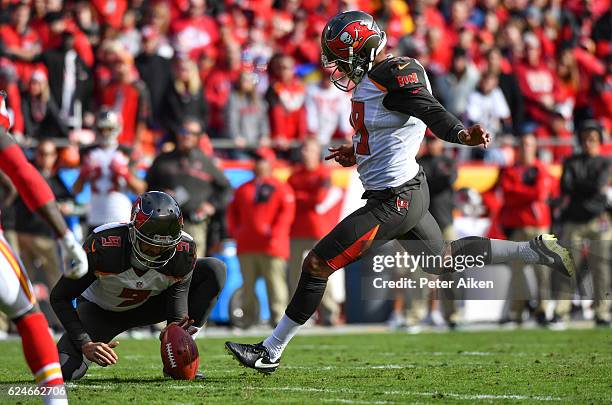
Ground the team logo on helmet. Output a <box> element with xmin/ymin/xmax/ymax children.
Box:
<box><xmin>327</xmin><ymin>21</ymin><xmax>379</xmax><ymax>60</ymax></box>
<box><xmin>131</xmin><ymin>197</ymin><xmax>152</xmax><ymax>230</ymax></box>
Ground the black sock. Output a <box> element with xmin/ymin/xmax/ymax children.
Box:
<box><xmin>451</xmin><ymin>236</ymin><xmax>492</xmax><ymax>265</ymax></box>
<box><xmin>285</xmin><ymin>272</ymin><xmax>328</xmax><ymax>325</ymax></box>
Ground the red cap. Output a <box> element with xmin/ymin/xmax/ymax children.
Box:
<box><xmin>254</xmin><ymin>146</ymin><xmax>276</xmax><ymax>163</ymax></box>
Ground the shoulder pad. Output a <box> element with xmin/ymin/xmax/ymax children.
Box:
<box><xmin>84</xmin><ymin>224</ymin><xmax>131</xmax><ymax>274</ymax></box>
<box><xmin>159</xmin><ymin>233</ymin><xmax>197</xmax><ymax>278</ymax></box>
<box><xmin>369</xmin><ymin>56</ymin><xmax>427</xmax><ymax>92</ymax></box>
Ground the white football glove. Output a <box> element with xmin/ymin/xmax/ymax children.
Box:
<box><xmin>58</xmin><ymin>231</ymin><xmax>88</xmax><ymax>279</ymax></box>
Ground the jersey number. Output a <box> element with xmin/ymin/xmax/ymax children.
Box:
<box><xmin>117</xmin><ymin>288</ymin><xmax>152</xmax><ymax>307</ymax></box>
<box><xmin>350</xmin><ymin>100</ymin><xmax>370</xmax><ymax>155</ymax></box>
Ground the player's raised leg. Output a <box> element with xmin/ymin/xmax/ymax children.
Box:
<box><xmin>0</xmin><ymin>235</ymin><xmax>67</xmax><ymax>405</ymax></box>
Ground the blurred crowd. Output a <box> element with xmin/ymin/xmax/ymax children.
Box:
<box><xmin>0</xmin><ymin>0</ymin><xmax>610</xmax><ymax>157</ymax></box>
<box><xmin>0</xmin><ymin>0</ymin><xmax>610</xmax><ymax>333</ymax></box>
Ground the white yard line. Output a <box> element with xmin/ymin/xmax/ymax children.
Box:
<box><xmin>66</xmin><ymin>382</ymin><xmax>564</xmax><ymax>402</ymax></box>
<box><xmin>242</xmin><ymin>386</ymin><xmax>562</xmax><ymax>402</ymax></box>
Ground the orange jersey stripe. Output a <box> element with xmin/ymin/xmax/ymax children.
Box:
<box><xmin>0</xmin><ymin>238</ymin><xmax>35</xmax><ymax>303</ymax></box>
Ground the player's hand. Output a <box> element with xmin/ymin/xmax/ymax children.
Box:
<box><xmin>58</xmin><ymin>230</ymin><xmax>88</xmax><ymax>279</ymax></box>
<box><xmin>459</xmin><ymin>124</ymin><xmax>491</xmax><ymax>148</ymax></box>
<box><xmin>110</xmin><ymin>154</ymin><xmax>130</xmax><ymax>179</ymax></box>
<box><xmin>82</xmin><ymin>341</ymin><xmax>119</xmax><ymax>367</ymax></box>
<box><xmin>325</xmin><ymin>144</ymin><xmax>356</xmax><ymax>167</ymax></box>
<box><xmin>159</xmin><ymin>317</ymin><xmax>197</xmax><ymax>340</ymax></box>
<box><xmin>79</xmin><ymin>156</ymin><xmax>97</xmax><ymax>181</ymax></box>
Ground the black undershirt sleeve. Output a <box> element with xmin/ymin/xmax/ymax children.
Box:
<box><xmin>165</xmin><ymin>272</ymin><xmax>192</xmax><ymax>324</ymax></box>
<box><xmin>383</xmin><ymin>90</ymin><xmax>465</xmax><ymax>144</ymax></box>
<box><xmin>370</xmin><ymin>57</ymin><xmax>466</xmax><ymax>144</ymax></box>
<box><xmin>50</xmin><ymin>270</ymin><xmax>97</xmax><ymax>348</ymax></box>
<box><xmin>50</xmin><ymin>234</ymin><xmax>98</xmax><ymax>348</ymax></box>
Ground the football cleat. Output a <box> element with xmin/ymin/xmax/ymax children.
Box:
<box><xmin>529</xmin><ymin>234</ymin><xmax>575</xmax><ymax>278</ymax></box>
<box><xmin>225</xmin><ymin>341</ymin><xmax>280</xmax><ymax>374</ymax></box>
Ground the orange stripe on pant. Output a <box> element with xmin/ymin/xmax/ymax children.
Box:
<box><xmin>327</xmin><ymin>224</ymin><xmax>380</xmax><ymax>271</ymax></box>
<box><xmin>0</xmin><ymin>238</ymin><xmax>35</xmax><ymax>304</ymax></box>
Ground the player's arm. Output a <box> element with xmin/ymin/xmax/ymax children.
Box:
<box><xmin>373</xmin><ymin>59</ymin><xmax>490</xmax><ymax>147</ymax></box>
<box><xmin>165</xmin><ymin>272</ymin><xmax>193</xmax><ymax>324</ymax></box>
<box><xmin>160</xmin><ymin>243</ymin><xmax>198</xmax><ymax>339</ymax></box>
<box><xmin>49</xmin><ymin>233</ymin><xmax>98</xmax><ymax>348</ymax></box>
<box><xmin>49</xmin><ymin>232</ymin><xmax>120</xmax><ymax>366</ymax></box>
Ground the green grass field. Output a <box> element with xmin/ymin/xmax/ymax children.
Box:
<box><xmin>0</xmin><ymin>328</ymin><xmax>610</xmax><ymax>404</ymax></box>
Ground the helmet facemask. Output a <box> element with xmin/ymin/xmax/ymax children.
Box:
<box><xmin>129</xmin><ymin>225</ymin><xmax>181</xmax><ymax>270</ymax></box>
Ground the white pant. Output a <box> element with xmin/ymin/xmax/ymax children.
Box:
<box><xmin>0</xmin><ymin>232</ymin><xmax>35</xmax><ymax>319</ymax></box>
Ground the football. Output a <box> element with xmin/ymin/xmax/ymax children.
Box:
<box><xmin>160</xmin><ymin>324</ymin><xmax>199</xmax><ymax>380</ymax></box>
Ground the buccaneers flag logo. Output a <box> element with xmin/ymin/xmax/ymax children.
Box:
<box><xmin>327</xmin><ymin>21</ymin><xmax>379</xmax><ymax>60</ymax></box>
<box><xmin>131</xmin><ymin>197</ymin><xmax>152</xmax><ymax>230</ymax></box>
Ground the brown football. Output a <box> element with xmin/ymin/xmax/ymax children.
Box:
<box><xmin>160</xmin><ymin>324</ymin><xmax>199</xmax><ymax>380</ymax></box>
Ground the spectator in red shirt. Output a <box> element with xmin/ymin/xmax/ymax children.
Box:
<box><xmin>170</xmin><ymin>0</ymin><xmax>219</xmax><ymax>60</ymax></box>
<box><xmin>515</xmin><ymin>33</ymin><xmax>559</xmax><ymax>126</ymax></box>
<box><xmin>0</xmin><ymin>2</ymin><xmax>42</xmax><ymax>84</ymax></box>
<box><xmin>265</xmin><ymin>54</ymin><xmax>307</xmax><ymax>150</ymax></box>
<box><xmin>498</xmin><ymin>133</ymin><xmax>553</xmax><ymax>325</ymax></box>
<box><xmin>90</xmin><ymin>0</ymin><xmax>128</xmax><ymax>31</ymax></box>
<box><xmin>204</xmin><ymin>43</ymin><xmax>241</xmax><ymax>138</ymax></box>
<box><xmin>227</xmin><ymin>147</ymin><xmax>295</xmax><ymax>327</ymax></box>
<box><xmin>99</xmin><ymin>50</ymin><xmax>150</xmax><ymax>147</ymax></box>
<box><xmin>277</xmin><ymin>16</ymin><xmax>316</xmax><ymax>65</ymax></box>
<box><xmin>426</xmin><ymin>26</ymin><xmax>452</xmax><ymax>73</ymax></box>
<box><xmin>288</xmin><ymin>138</ymin><xmax>342</xmax><ymax>325</ymax></box>
<box><xmin>592</xmin><ymin>54</ymin><xmax>612</xmax><ymax>133</ymax></box>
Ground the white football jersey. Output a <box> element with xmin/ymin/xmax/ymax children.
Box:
<box><xmin>82</xmin><ymin>266</ymin><xmax>178</xmax><ymax>312</ymax></box>
<box><xmin>350</xmin><ymin>60</ymin><xmax>433</xmax><ymax>191</ymax></box>
<box><xmin>84</xmin><ymin>146</ymin><xmax>133</xmax><ymax>226</ymax></box>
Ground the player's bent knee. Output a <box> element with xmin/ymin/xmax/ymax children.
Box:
<box><xmin>302</xmin><ymin>251</ymin><xmax>335</xmax><ymax>279</ymax></box>
<box><xmin>196</xmin><ymin>257</ymin><xmax>227</xmax><ymax>294</ymax></box>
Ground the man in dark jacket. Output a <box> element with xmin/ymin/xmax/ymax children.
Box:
<box><xmin>36</xmin><ymin>31</ymin><xmax>93</xmax><ymax>127</ymax></box>
<box><xmin>146</xmin><ymin>117</ymin><xmax>231</xmax><ymax>256</ymax></box>
<box><xmin>556</xmin><ymin>121</ymin><xmax>611</xmax><ymax>327</ymax></box>
<box><xmin>135</xmin><ymin>26</ymin><xmax>172</xmax><ymax>129</ymax></box>
<box><xmin>13</xmin><ymin>140</ymin><xmax>78</xmax><ymax>330</ymax></box>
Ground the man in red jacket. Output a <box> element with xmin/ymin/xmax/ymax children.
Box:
<box><xmin>227</xmin><ymin>147</ymin><xmax>296</xmax><ymax>327</ymax></box>
<box><xmin>288</xmin><ymin>138</ymin><xmax>342</xmax><ymax>325</ymax></box>
<box><xmin>515</xmin><ymin>35</ymin><xmax>558</xmax><ymax>126</ymax></box>
<box><xmin>498</xmin><ymin>133</ymin><xmax>553</xmax><ymax>325</ymax></box>
<box><xmin>265</xmin><ymin>55</ymin><xmax>307</xmax><ymax>149</ymax></box>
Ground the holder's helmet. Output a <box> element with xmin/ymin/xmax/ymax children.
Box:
<box><xmin>129</xmin><ymin>191</ymin><xmax>183</xmax><ymax>269</ymax></box>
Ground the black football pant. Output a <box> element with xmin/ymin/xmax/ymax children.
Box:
<box><xmin>312</xmin><ymin>168</ymin><xmax>447</xmax><ymax>274</ymax></box>
<box><xmin>57</xmin><ymin>258</ymin><xmax>226</xmax><ymax>381</ymax></box>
